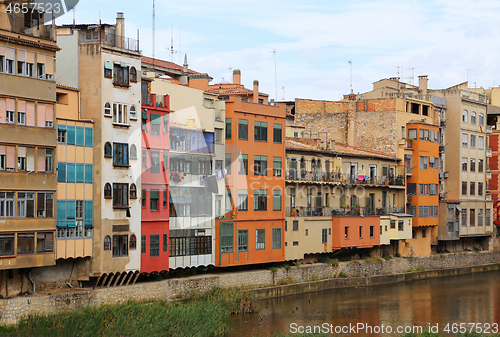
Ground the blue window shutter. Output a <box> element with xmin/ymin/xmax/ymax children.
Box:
<box><xmin>112</xmin><ymin>144</ymin><xmax>117</xmax><ymax>165</ymax></box>
<box><xmin>57</xmin><ymin>162</ymin><xmax>66</xmax><ymax>182</ymax></box>
<box><xmin>67</xmin><ymin>163</ymin><xmax>75</xmax><ymax>183</ymax></box>
<box><xmin>85</xmin><ymin>201</ymin><xmax>93</xmax><ymax>228</ymax></box>
<box><xmin>76</xmin><ymin>127</ymin><xmax>85</xmax><ymax>146</ymax></box>
<box><xmin>67</xmin><ymin>200</ymin><xmax>76</xmax><ymax>219</ymax></box>
<box><xmin>57</xmin><ymin>200</ymin><xmax>67</xmax><ymax>228</ymax></box>
<box><xmin>85</xmin><ymin>164</ymin><xmax>93</xmax><ymax>183</ymax></box>
<box><xmin>85</xmin><ymin>127</ymin><xmax>93</xmax><ymax>147</ymax></box>
<box><xmin>76</xmin><ymin>164</ymin><xmax>84</xmax><ymax>183</ymax></box>
<box><xmin>57</xmin><ymin>124</ymin><xmax>67</xmax><ymax>131</ymax></box>
<box><xmin>67</xmin><ymin>126</ymin><xmax>76</xmax><ymax>145</ymax></box>
<box><xmin>124</xmin><ymin>144</ymin><xmax>128</xmax><ymax>165</ymax></box>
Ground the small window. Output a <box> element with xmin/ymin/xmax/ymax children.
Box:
<box><xmin>104</xmin><ymin>183</ymin><xmax>112</xmax><ymax>199</ymax></box>
<box><xmin>104</xmin><ymin>61</ymin><xmax>112</xmax><ymax>78</ymax></box>
<box><xmin>104</xmin><ymin>142</ymin><xmax>112</xmax><ymax>158</ymax></box>
<box><xmin>129</xmin><ymin>234</ymin><xmax>137</xmax><ymax>249</ymax></box>
<box><xmin>104</xmin><ymin>102</ymin><xmax>111</xmax><ymax>116</ymax></box>
<box><xmin>130</xmin><ymin>144</ymin><xmax>137</xmax><ymax>159</ymax></box>
<box><xmin>104</xmin><ymin>235</ymin><xmax>111</xmax><ymax>250</ymax></box>
<box><xmin>130</xmin><ymin>67</ymin><xmax>137</xmax><ymax>82</ymax></box>
<box><xmin>130</xmin><ymin>184</ymin><xmax>137</xmax><ymax>199</ymax></box>
<box><xmin>130</xmin><ymin>105</ymin><xmax>137</xmax><ymax>120</ymax></box>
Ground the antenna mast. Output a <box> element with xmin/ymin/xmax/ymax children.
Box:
<box><xmin>349</xmin><ymin>61</ymin><xmax>353</xmax><ymax>92</ymax></box>
<box><xmin>152</xmin><ymin>0</ymin><xmax>155</xmax><ymax>64</ymax></box>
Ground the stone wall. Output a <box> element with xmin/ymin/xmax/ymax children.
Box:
<box><xmin>0</xmin><ymin>251</ymin><xmax>499</xmax><ymax>325</ymax></box>
<box><xmin>355</xmin><ymin>110</ymin><xmax>398</xmax><ymax>155</ymax></box>
<box><xmin>294</xmin><ymin>112</ymin><xmax>347</xmax><ymax>144</ymax></box>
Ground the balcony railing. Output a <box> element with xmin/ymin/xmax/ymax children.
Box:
<box><xmin>486</xmin><ymin>148</ymin><xmax>492</xmax><ymax>158</ymax></box>
<box><xmin>486</xmin><ymin>125</ymin><xmax>493</xmax><ymax>134</ymax></box>
<box><xmin>215</xmin><ymin>109</ymin><xmax>224</xmax><ymax>122</ymax></box>
<box><xmin>486</xmin><ymin>170</ymin><xmax>492</xmax><ymax>180</ymax></box>
<box><xmin>486</xmin><ymin>193</ymin><xmax>492</xmax><ymax>201</ymax></box>
<box><xmin>1</xmin><ymin>12</ymin><xmax>54</xmax><ymax>40</ymax></box>
<box><xmin>285</xmin><ymin>206</ymin><xmax>403</xmax><ymax>217</ymax></box>
<box><xmin>103</xmin><ymin>32</ymin><xmax>139</xmax><ymax>52</ymax></box>
<box><xmin>406</xmin><ymin>166</ymin><xmax>413</xmax><ymax>175</ymax></box>
<box><xmin>286</xmin><ymin>170</ymin><xmax>405</xmax><ymax>186</ymax></box>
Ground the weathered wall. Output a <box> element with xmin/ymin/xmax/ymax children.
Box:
<box><xmin>0</xmin><ymin>251</ymin><xmax>499</xmax><ymax>325</ymax></box>
<box><xmin>355</xmin><ymin>111</ymin><xmax>398</xmax><ymax>155</ymax></box>
<box><xmin>294</xmin><ymin>112</ymin><xmax>347</xmax><ymax>144</ymax></box>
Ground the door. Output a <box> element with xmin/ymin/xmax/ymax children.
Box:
<box><xmin>290</xmin><ymin>158</ymin><xmax>297</xmax><ymax>180</ymax></box>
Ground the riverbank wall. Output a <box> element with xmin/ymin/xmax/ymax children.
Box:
<box><xmin>0</xmin><ymin>251</ymin><xmax>499</xmax><ymax>325</ymax></box>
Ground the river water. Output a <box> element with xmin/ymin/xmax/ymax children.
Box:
<box><xmin>228</xmin><ymin>270</ymin><xmax>500</xmax><ymax>336</ymax></box>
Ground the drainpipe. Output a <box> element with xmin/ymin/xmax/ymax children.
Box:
<box><xmin>28</xmin><ymin>268</ymin><xmax>35</xmax><ymax>293</ymax></box>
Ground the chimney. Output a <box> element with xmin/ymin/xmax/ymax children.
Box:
<box><xmin>233</xmin><ymin>69</ymin><xmax>241</xmax><ymax>85</ymax></box>
<box><xmin>180</xmin><ymin>54</ymin><xmax>189</xmax><ymax>85</ymax></box>
<box><xmin>187</xmin><ymin>116</ymin><xmax>195</xmax><ymax>128</ymax></box>
<box><xmin>347</xmin><ymin>91</ymin><xmax>356</xmax><ymax>147</ymax></box>
<box><xmin>116</xmin><ymin>12</ymin><xmax>125</xmax><ymax>38</ymax></box>
<box><xmin>419</xmin><ymin>75</ymin><xmax>428</xmax><ymax>96</ymax></box>
<box><xmin>253</xmin><ymin>80</ymin><xmax>259</xmax><ymax>103</ymax></box>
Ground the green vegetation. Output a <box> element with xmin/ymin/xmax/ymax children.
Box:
<box><xmin>363</xmin><ymin>256</ymin><xmax>384</xmax><ymax>263</ymax></box>
<box><xmin>317</xmin><ymin>255</ymin><xmax>339</xmax><ymax>266</ymax></box>
<box><xmin>293</xmin><ymin>260</ymin><xmax>301</xmax><ymax>267</ymax></box>
<box><xmin>283</xmin><ymin>264</ymin><xmax>292</xmax><ymax>271</ymax></box>
<box><xmin>276</xmin><ymin>277</ymin><xmax>297</xmax><ymax>285</ymax></box>
<box><xmin>0</xmin><ymin>287</ymin><xmax>258</xmax><ymax>337</ymax></box>
<box><xmin>337</xmin><ymin>271</ymin><xmax>348</xmax><ymax>278</ymax></box>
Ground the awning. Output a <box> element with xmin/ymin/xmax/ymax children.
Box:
<box><xmin>455</xmin><ymin>205</ymin><xmax>462</xmax><ymax>212</ymax></box>
<box><xmin>150</xmin><ymin>190</ymin><xmax>159</xmax><ymax>199</ymax></box>
<box><xmin>67</xmin><ymin>220</ymin><xmax>76</xmax><ymax>228</ymax></box>
<box><xmin>57</xmin><ymin>124</ymin><xmax>67</xmax><ymax>131</ymax></box>
<box><xmin>142</xmin><ymin>112</ymin><xmax>148</xmax><ymax>120</ymax></box>
<box><xmin>151</xmin><ymin>113</ymin><xmax>161</xmax><ymax>124</ymax></box>
<box><xmin>104</xmin><ymin>61</ymin><xmax>112</xmax><ymax>70</ymax></box>
<box><xmin>56</xmin><ymin>220</ymin><xmax>67</xmax><ymax>228</ymax></box>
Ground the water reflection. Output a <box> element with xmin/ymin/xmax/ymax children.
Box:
<box><xmin>229</xmin><ymin>270</ymin><xmax>500</xmax><ymax>336</ymax></box>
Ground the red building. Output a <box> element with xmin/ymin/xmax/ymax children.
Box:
<box><xmin>141</xmin><ymin>81</ymin><xmax>170</xmax><ymax>274</ymax></box>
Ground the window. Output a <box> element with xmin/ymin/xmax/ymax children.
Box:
<box><xmin>478</xmin><ymin>182</ymin><xmax>483</xmax><ymax>196</ymax></box>
<box><xmin>470</xmin><ymin>158</ymin><xmax>475</xmax><ymax>172</ymax></box>
<box><xmin>129</xmin><ymin>144</ymin><xmax>137</xmax><ymax>160</ymax></box>
<box><xmin>462</xmin><ymin>209</ymin><xmax>467</xmax><ymax>227</ymax></box>
<box><xmin>0</xmin><ymin>234</ymin><xmax>14</xmax><ymax>256</ymax></box>
<box><xmin>256</xmin><ymin>229</ymin><xmax>265</xmax><ymax>250</ymax></box>
<box><xmin>238</xmin><ymin>154</ymin><xmax>248</xmax><ymax>175</ymax></box>
<box><xmin>141</xmin><ymin>235</ymin><xmax>146</xmax><ymax>254</ymax></box>
<box><xmin>420</xmin><ymin>156</ymin><xmax>428</xmax><ymax>170</ymax></box>
<box><xmin>478</xmin><ymin>209</ymin><xmax>483</xmax><ymax>226</ymax></box>
<box><xmin>37</xmin><ymin>192</ymin><xmax>53</xmax><ymax>217</ymax></box>
<box><xmin>398</xmin><ymin>220</ymin><xmax>404</xmax><ymax>231</ymax></box>
<box><xmin>412</xmin><ymin>230</ymin><xmax>417</xmax><ymax>239</ymax></box>
<box><xmin>113</xmin><ymin>64</ymin><xmax>130</xmax><ymax>87</ymax></box>
<box><xmin>370</xmin><ymin>226</ymin><xmax>374</xmax><ymax>238</ymax></box>
<box><xmin>163</xmin><ymin>234</ymin><xmax>168</xmax><ymax>252</ymax></box>
<box><xmin>422</xmin><ymin>229</ymin><xmax>427</xmax><ymax>238</ymax></box>
<box><xmin>479</xmin><ymin>113</ymin><xmax>484</xmax><ymax>126</ymax></box>
<box><xmin>254</xmin><ymin>155</ymin><xmax>267</xmax><ymax>176</ymax></box>
<box><xmin>220</xmin><ymin>222</ymin><xmax>234</xmax><ymax>253</ymax></box>
<box><xmin>37</xmin><ymin>232</ymin><xmax>53</xmax><ymax>253</ymax></box>
<box><xmin>57</xmin><ymin>127</ymin><xmax>66</xmax><ymax>143</ymax></box>
<box><xmin>462</xmin><ymin>181</ymin><xmax>467</xmax><ymax>195</ymax></box>
<box><xmin>130</xmin><ymin>184</ymin><xmax>137</xmax><ymax>199</ymax></box>
<box><xmin>112</xmin><ymin>235</ymin><xmax>128</xmax><ymax>257</ymax></box>
<box><xmin>163</xmin><ymin>152</ymin><xmax>168</xmax><ymax>171</ymax></box>
<box><xmin>254</xmin><ymin>121</ymin><xmax>267</xmax><ymax>142</ymax></box>
<box><xmin>150</xmin><ymin>113</ymin><xmax>161</xmax><ymax>135</ymax></box>
<box><xmin>0</xmin><ymin>192</ymin><xmax>15</xmax><ymax>218</ymax></box>
<box><xmin>478</xmin><ymin>159</ymin><xmax>484</xmax><ymax>172</ymax></box>
<box><xmin>486</xmin><ymin>209</ymin><xmax>491</xmax><ymax>226</ymax></box>
<box><xmin>470</xmin><ymin>135</ymin><xmax>476</xmax><ymax>148</ymax></box>
<box><xmin>470</xmin><ymin>182</ymin><xmax>475</xmax><ymax>195</ymax></box>
<box><xmin>225</xmin><ymin>118</ymin><xmax>231</xmax><ymax>139</ymax></box>
<box><xmin>254</xmin><ymin>189</ymin><xmax>267</xmax><ymax>211</ymax></box>
<box><xmin>18</xmin><ymin>147</ymin><xmax>26</xmax><ymax>171</ymax></box>
<box><xmin>112</xmin><ymin>183</ymin><xmax>129</xmax><ymax>208</ymax></box>
<box><xmin>390</xmin><ymin>220</ymin><xmax>396</xmax><ymax>229</ymax></box>
<box><xmin>238</xmin><ymin>189</ymin><xmax>248</xmax><ymax>211</ymax></box>
<box><xmin>462</xmin><ymin>157</ymin><xmax>467</xmax><ymax>171</ymax></box>
<box><xmin>225</xmin><ymin>153</ymin><xmax>231</xmax><ymax>174</ymax></box>
<box><xmin>238</xmin><ymin>230</ymin><xmax>248</xmax><ymax>252</ymax></box>
<box><xmin>103</xmin><ymin>235</ymin><xmax>112</xmax><ymax>250</ymax></box>
<box><xmin>238</xmin><ymin>119</ymin><xmax>248</xmax><ymax>140</ymax></box>
<box><xmin>462</xmin><ymin>133</ymin><xmax>468</xmax><ymax>147</ymax></box>
<box><xmin>5</xmin><ymin>47</ymin><xmax>14</xmax><ymax>74</ymax></box>
<box><xmin>470</xmin><ymin>209</ymin><xmax>475</xmax><ymax>226</ymax></box>
<box><xmin>104</xmin><ymin>183</ymin><xmax>112</xmax><ymax>199</ymax></box>
<box><xmin>112</xmin><ymin>103</ymin><xmax>127</xmax><ymax>125</ymax></box>
<box><xmin>359</xmin><ymin>226</ymin><xmax>363</xmax><ymax>238</ymax></box>
<box><xmin>408</xmin><ymin>206</ymin><xmax>416</xmax><ymax>216</ymax></box>
<box><xmin>273</xmin><ymin>190</ymin><xmax>282</xmax><ymax>211</ymax></box>
<box><xmin>478</xmin><ymin>136</ymin><xmax>484</xmax><ymax>149</ymax></box>
<box><xmin>104</xmin><ymin>61</ymin><xmax>112</xmax><ymax>78</ymax></box>
<box><xmin>471</xmin><ymin>111</ymin><xmax>476</xmax><ymax>124</ymax></box>
<box><xmin>150</xmin><ymin>234</ymin><xmax>159</xmax><ymax>257</ymax></box>
<box><xmin>419</xmin><ymin>129</ymin><xmax>429</xmax><ymax>141</ymax></box>
<box><xmin>113</xmin><ymin>143</ymin><xmax>129</xmax><ymax>166</ymax></box>
<box><xmin>150</xmin><ymin>190</ymin><xmax>159</xmax><ymax>211</ymax></box>
<box><xmin>462</xmin><ymin>109</ymin><xmax>468</xmax><ymax>123</ymax></box>
<box><xmin>215</xmin><ymin>195</ymin><xmax>222</xmax><ymax>217</ymax></box>
<box><xmin>272</xmin><ymin>228</ymin><xmax>281</xmax><ymax>249</ymax></box>
<box><xmin>150</xmin><ymin>151</ymin><xmax>160</xmax><ymax>173</ymax></box>
<box><xmin>142</xmin><ymin>150</ymin><xmax>147</xmax><ymax>169</ymax></box>
<box><xmin>273</xmin><ymin>157</ymin><xmax>282</xmax><ymax>177</ymax></box>
<box><xmin>104</xmin><ymin>142</ymin><xmax>112</xmax><ymax>158</ymax></box>
<box><xmin>104</xmin><ymin>102</ymin><xmax>111</xmax><ymax>116</ymax></box>
<box><xmin>130</xmin><ymin>67</ymin><xmax>137</xmax><ymax>82</ymax></box>
<box><xmin>17</xmin><ymin>233</ymin><xmax>34</xmax><ymax>254</ymax></box>
<box><xmin>17</xmin><ymin>192</ymin><xmax>34</xmax><ymax>218</ymax></box>
<box><xmin>293</xmin><ymin>220</ymin><xmax>299</xmax><ymax>231</ymax></box>
<box><xmin>273</xmin><ymin>124</ymin><xmax>282</xmax><ymax>143</ymax></box>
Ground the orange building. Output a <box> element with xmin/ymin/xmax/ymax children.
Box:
<box><xmin>405</xmin><ymin>121</ymin><xmax>440</xmax><ymax>255</ymax></box>
<box><xmin>208</xmin><ymin>71</ymin><xmax>286</xmax><ymax>267</ymax></box>
<box><xmin>331</xmin><ymin>216</ymin><xmax>381</xmax><ymax>250</ymax></box>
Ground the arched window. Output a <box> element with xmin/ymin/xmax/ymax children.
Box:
<box><xmin>104</xmin><ymin>235</ymin><xmax>111</xmax><ymax>250</ymax></box>
<box><xmin>471</xmin><ymin>111</ymin><xmax>476</xmax><ymax>124</ymax></box>
<box><xmin>462</xmin><ymin>109</ymin><xmax>468</xmax><ymax>123</ymax></box>
<box><xmin>479</xmin><ymin>113</ymin><xmax>484</xmax><ymax>126</ymax></box>
<box><xmin>104</xmin><ymin>102</ymin><xmax>111</xmax><ymax>116</ymax></box>
<box><xmin>129</xmin><ymin>234</ymin><xmax>137</xmax><ymax>249</ymax></box>
<box><xmin>130</xmin><ymin>183</ymin><xmax>137</xmax><ymax>199</ymax></box>
<box><xmin>104</xmin><ymin>183</ymin><xmax>112</xmax><ymax>199</ymax></box>
<box><xmin>130</xmin><ymin>144</ymin><xmax>137</xmax><ymax>159</ymax></box>
<box><xmin>104</xmin><ymin>142</ymin><xmax>112</xmax><ymax>158</ymax></box>
<box><xmin>130</xmin><ymin>105</ymin><xmax>137</xmax><ymax>120</ymax></box>
<box><xmin>130</xmin><ymin>67</ymin><xmax>137</xmax><ymax>82</ymax></box>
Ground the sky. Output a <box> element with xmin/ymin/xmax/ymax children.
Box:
<box><xmin>56</xmin><ymin>0</ymin><xmax>500</xmax><ymax>101</ymax></box>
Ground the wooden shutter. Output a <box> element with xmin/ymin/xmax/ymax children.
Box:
<box><xmin>37</xmin><ymin>103</ymin><xmax>45</xmax><ymax>127</ymax></box>
<box><xmin>37</xmin><ymin>148</ymin><xmax>45</xmax><ymax>172</ymax></box>
<box><xmin>26</xmin><ymin>102</ymin><xmax>35</xmax><ymax>126</ymax></box>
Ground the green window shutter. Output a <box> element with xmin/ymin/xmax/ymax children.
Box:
<box><xmin>67</xmin><ymin>163</ymin><xmax>75</xmax><ymax>183</ymax></box>
<box><xmin>67</xmin><ymin>126</ymin><xmax>75</xmax><ymax>145</ymax></box>
<box><xmin>85</xmin><ymin>127</ymin><xmax>93</xmax><ymax>147</ymax></box>
<box><xmin>84</xmin><ymin>164</ymin><xmax>93</xmax><ymax>183</ymax></box>
<box><xmin>150</xmin><ymin>189</ymin><xmax>159</xmax><ymax>199</ymax></box>
<box><xmin>76</xmin><ymin>127</ymin><xmax>85</xmax><ymax>146</ymax></box>
<box><xmin>57</xmin><ymin>201</ymin><xmax>67</xmax><ymax>228</ymax></box>
<box><xmin>151</xmin><ymin>113</ymin><xmax>161</xmax><ymax>124</ymax></box>
<box><xmin>104</xmin><ymin>61</ymin><xmax>112</xmax><ymax>70</ymax></box>
<box><xmin>142</xmin><ymin>189</ymin><xmax>146</xmax><ymax>200</ymax></box>
<box><xmin>76</xmin><ymin>164</ymin><xmax>84</xmax><ymax>183</ymax></box>
<box><xmin>57</xmin><ymin>124</ymin><xmax>67</xmax><ymax>131</ymax></box>
<box><xmin>142</xmin><ymin>112</ymin><xmax>148</xmax><ymax>120</ymax></box>
<box><xmin>66</xmin><ymin>200</ymin><xmax>75</xmax><ymax>219</ymax></box>
<box><xmin>85</xmin><ymin>201</ymin><xmax>93</xmax><ymax>228</ymax></box>
<box><xmin>57</xmin><ymin>162</ymin><xmax>66</xmax><ymax>182</ymax></box>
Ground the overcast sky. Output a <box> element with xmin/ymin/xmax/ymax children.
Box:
<box><xmin>57</xmin><ymin>0</ymin><xmax>500</xmax><ymax>101</ymax></box>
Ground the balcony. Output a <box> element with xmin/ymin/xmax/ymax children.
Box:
<box><xmin>439</xmin><ymin>145</ymin><xmax>445</xmax><ymax>153</ymax></box>
<box><xmin>286</xmin><ymin>170</ymin><xmax>405</xmax><ymax>187</ymax></box>
<box><xmin>142</xmin><ymin>93</ymin><xmax>169</xmax><ymax>110</ymax></box>
<box><xmin>486</xmin><ymin>193</ymin><xmax>492</xmax><ymax>201</ymax></box>
<box><xmin>406</xmin><ymin>195</ymin><xmax>412</xmax><ymax>204</ymax></box>
<box><xmin>486</xmin><ymin>169</ymin><xmax>492</xmax><ymax>180</ymax></box>
<box><xmin>486</xmin><ymin>125</ymin><xmax>493</xmax><ymax>134</ymax></box>
<box><xmin>486</xmin><ymin>148</ymin><xmax>492</xmax><ymax>158</ymax></box>
<box><xmin>285</xmin><ymin>206</ymin><xmax>403</xmax><ymax>217</ymax></box>
<box><xmin>215</xmin><ymin>109</ymin><xmax>224</xmax><ymax>122</ymax></box>
<box><xmin>0</xmin><ymin>12</ymin><xmax>55</xmax><ymax>41</ymax></box>
<box><xmin>406</xmin><ymin>166</ymin><xmax>413</xmax><ymax>176</ymax></box>
<box><xmin>440</xmin><ymin>119</ymin><xmax>446</xmax><ymax>128</ymax></box>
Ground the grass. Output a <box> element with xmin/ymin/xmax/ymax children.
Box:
<box><xmin>0</xmin><ymin>287</ymin><xmax>258</xmax><ymax>337</ymax></box>
<box><xmin>276</xmin><ymin>277</ymin><xmax>296</xmax><ymax>286</ymax></box>
<box><xmin>364</xmin><ymin>256</ymin><xmax>384</xmax><ymax>263</ymax></box>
